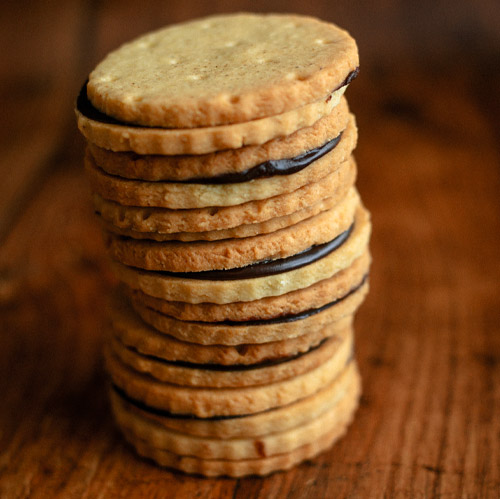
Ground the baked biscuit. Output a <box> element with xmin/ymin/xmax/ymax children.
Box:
<box><xmin>87</xmin><ymin>13</ymin><xmax>358</xmax><ymax>128</ymax></box>
<box><xmin>77</xmin><ymin>85</ymin><xmax>347</xmax><ymax>155</ymax></box>
<box><xmin>127</xmin><ymin>249</ymin><xmax>370</xmax><ymax>322</ymax></box>
<box><xmin>110</xmin><ymin>332</ymin><xmax>345</xmax><ymax>388</ymax></box>
<box><xmin>93</xmin><ymin>159</ymin><xmax>356</xmax><ymax>234</ymax></box>
<box><xmin>105</xmin><ymin>192</ymin><xmax>358</xmax><ymax>272</ymax></box>
<box><xmin>88</xmin><ymin>99</ymin><xmax>352</xmax><ymax>181</ymax></box>
<box><xmin>111</xmin><ymin>204</ymin><xmax>370</xmax><ymax>304</ymax></box>
<box><xmin>113</xmin><ymin>375</ymin><xmax>358</xmax><ymax>460</ymax></box>
<box><xmin>110</xmin><ymin>301</ymin><xmax>355</xmax><ymax>365</ymax></box>
<box><xmin>105</xmin><ymin>327</ymin><xmax>353</xmax><ymax>417</ymax></box>
<box><xmin>111</xmin><ymin>359</ymin><xmax>360</xmax><ymax>438</ymax></box>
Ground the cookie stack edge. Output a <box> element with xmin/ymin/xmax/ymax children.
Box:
<box><xmin>77</xmin><ymin>13</ymin><xmax>371</xmax><ymax>477</ymax></box>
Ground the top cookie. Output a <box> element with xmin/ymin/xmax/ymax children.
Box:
<box><xmin>87</xmin><ymin>13</ymin><xmax>358</xmax><ymax>128</ymax></box>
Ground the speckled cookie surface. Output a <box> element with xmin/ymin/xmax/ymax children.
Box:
<box><xmin>87</xmin><ymin>13</ymin><xmax>358</xmax><ymax>128</ymax></box>
<box><xmin>77</xmin><ymin>86</ymin><xmax>346</xmax><ymax>155</ymax></box>
<box><xmin>93</xmin><ymin>159</ymin><xmax>356</xmax><ymax>234</ymax></box>
<box><xmin>88</xmin><ymin>100</ymin><xmax>351</xmax><ymax>181</ymax></box>
<box><xmin>101</xmin><ymin>191</ymin><xmax>350</xmax><ymax>242</ymax></box>
<box><xmin>106</xmin><ymin>192</ymin><xmax>357</xmax><ymax>272</ymax></box>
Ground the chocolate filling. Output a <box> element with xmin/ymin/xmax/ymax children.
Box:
<box><xmin>122</xmin><ymin>337</ymin><xmax>328</xmax><ymax>372</ymax></box>
<box><xmin>335</xmin><ymin>67</ymin><xmax>359</xmax><ymax>90</ymax></box>
<box><xmin>179</xmin><ymin>133</ymin><xmax>342</xmax><ymax>184</ymax></box>
<box><xmin>149</xmin><ymin>224</ymin><xmax>353</xmax><ymax>281</ymax></box>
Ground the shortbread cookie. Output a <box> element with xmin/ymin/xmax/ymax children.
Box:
<box><xmin>88</xmin><ymin>100</ymin><xmax>352</xmax><ymax>181</ymax></box>
<box><xmin>85</xmin><ymin>147</ymin><xmax>355</xmax><ymax>208</ymax></box>
<box><xmin>123</xmin><ymin>415</ymin><xmax>353</xmax><ymax>477</ymax></box>
<box><xmin>128</xmin><ymin>249</ymin><xmax>370</xmax><ymax>322</ymax></box>
<box><xmin>93</xmin><ymin>158</ymin><xmax>356</xmax><ymax>234</ymax></box>
<box><xmin>87</xmin><ymin>13</ymin><xmax>358</xmax><ymax>128</ymax></box>
<box><xmin>130</xmin><ymin>281</ymin><xmax>366</xmax><ymax>345</ymax></box>
<box><xmin>102</xmin><ymin>191</ymin><xmax>352</xmax><ymax>242</ymax></box>
<box><xmin>111</xmin><ymin>204</ymin><xmax>370</xmax><ymax>304</ymax></box>
<box><xmin>112</xmin><ymin>359</ymin><xmax>359</xmax><ymax>438</ymax></box>
<box><xmin>110</xmin><ymin>332</ymin><xmax>344</xmax><ymax>388</ymax></box>
<box><xmin>77</xmin><ymin>85</ymin><xmax>346</xmax><ymax>155</ymax></box>
<box><xmin>105</xmin><ymin>328</ymin><xmax>353</xmax><ymax>417</ymax></box>
<box><xmin>111</xmin><ymin>301</ymin><xmax>353</xmax><ymax>365</ymax></box>
<box><xmin>113</xmin><ymin>374</ymin><xmax>358</xmax><ymax>460</ymax></box>
<box><xmin>106</xmin><ymin>193</ymin><xmax>357</xmax><ymax>272</ymax></box>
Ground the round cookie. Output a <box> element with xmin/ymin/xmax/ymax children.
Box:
<box><xmin>85</xmin><ymin>150</ymin><xmax>355</xmax><ymax>209</ymax></box>
<box><xmin>111</xmin><ymin>359</ymin><xmax>360</xmax><ymax>438</ymax></box>
<box><xmin>110</xmin><ymin>301</ymin><xmax>353</xmax><ymax>365</ymax></box>
<box><xmin>101</xmin><ymin>192</ymin><xmax>349</xmax><ymax>242</ymax></box>
<box><xmin>123</xmin><ymin>416</ymin><xmax>354</xmax><ymax>477</ymax></box>
<box><xmin>105</xmin><ymin>328</ymin><xmax>353</xmax><ymax>417</ymax></box>
<box><xmin>128</xmin><ymin>249</ymin><xmax>370</xmax><ymax>322</ymax></box>
<box><xmin>106</xmin><ymin>192</ymin><xmax>358</xmax><ymax>272</ymax></box>
<box><xmin>88</xmin><ymin>100</ymin><xmax>352</xmax><ymax>181</ymax></box>
<box><xmin>87</xmin><ymin>13</ymin><xmax>358</xmax><ymax>128</ymax></box>
<box><xmin>113</xmin><ymin>377</ymin><xmax>359</xmax><ymax>460</ymax></box>
<box><xmin>110</xmin><ymin>204</ymin><xmax>370</xmax><ymax>304</ymax></box>
<box><xmin>93</xmin><ymin>159</ymin><xmax>356</xmax><ymax>234</ymax></box>
<box><xmin>130</xmin><ymin>282</ymin><xmax>367</xmax><ymax>346</ymax></box>
<box><xmin>77</xmin><ymin>85</ymin><xmax>346</xmax><ymax>155</ymax></box>
<box><xmin>109</xmin><ymin>332</ymin><xmax>345</xmax><ymax>388</ymax></box>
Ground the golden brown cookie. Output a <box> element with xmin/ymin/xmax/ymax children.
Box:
<box><xmin>130</xmin><ymin>282</ymin><xmax>367</xmax><ymax>346</ymax></box>
<box><xmin>101</xmin><ymin>191</ymin><xmax>349</xmax><ymax>242</ymax></box>
<box><xmin>110</xmin><ymin>301</ymin><xmax>353</xmax><ymax>365</ymax></box>
<box><xmin>105</xmin><ymin>192</ymin><xmax>357</xmax><ymax>272</ymax></box>
<box><xmin>123</xmin><ymin>416</ymin><xmax>354</xmax><ymax>477</ymax></box>
<box><xmin>93</xmin><ymin>158</ymin><xmax>356</xmax><ymax>234</ymax></box>
<box><xmin>128</xmin><ymin>249</ymin><xmax>370</xmax><ymax>322</ymax></box>
<box><xmin>85</xmin><ymin>151</ymin><xmax>355</xmax><ymax>209</ymax></box>
<box><xmin>77</xmin><ymin>86</ymin><xmax>346</xmax><ymax>155</ymax></box>
<box><xmin>87</xmin><ymin>13</ymin><xmax>358</xmax><ymax>128</ymax></box>
<box><xmin>110</xmin><ymin>204</ymin><xmax>370</xmax><ymax>304</ymax></box>
<box><xmin>88</xmin><ymin>100</ymin><xmax>352</xmax><ymax>181</ymax></box>
<box><xmin>111</xmin><ymin>359</ymin><xmax>359</xmax><ymax>438</ymax></box>
<box><xmin>105</xmin><ymin>327</ymin><xmax>353</xmax><ymax>417</ymax></box>
<box><xmin>113</xmin><ymin>374</ymin><xmax>358</xmax><ymax>460</ymax></box>
<box><xmin>109</xmin><ymin>332</ymin><xmax>345</xmax><ymax>388</ymax></box>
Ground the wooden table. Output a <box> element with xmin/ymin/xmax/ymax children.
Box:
<box><xmin>1</xmin><ymin>2</ymin><xmax>499</xmax><ymax>497</ymax></box>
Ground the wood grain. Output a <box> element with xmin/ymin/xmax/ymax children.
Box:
<box><xmin>1</xmin><ymin>1</ymin><xmax>499</xmax><ymax>497</ymax></box>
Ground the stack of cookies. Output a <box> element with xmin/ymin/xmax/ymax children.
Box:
<box><xmin>76</xmin><ymin>13</ymin><xmax>371</xmax><ymax>477</ymax></box>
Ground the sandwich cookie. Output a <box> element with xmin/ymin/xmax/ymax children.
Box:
<box><xmin>87</xmin><ymin>98</ymin><xmax>351</xmax><ymax>182</ymax></box>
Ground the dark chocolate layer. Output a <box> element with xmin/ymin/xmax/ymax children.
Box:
<box><xmin>335</xmin><ymin>67</ymin><xmax>359</xmax><ymax>90</ymax></box>
<box><xmin>121</xmin><ymin>337</ymin><xmax>327</xmax><ymax>372</ymax></box>
<box><xmin>150</xmin><ymin>224</ymin><xmax>353</xmax><ymax>281</ymax></box>
<box><xmin>181</xmin><ymin>133</ymin><xmax>342</xmax><ymax>184</ymax></box>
